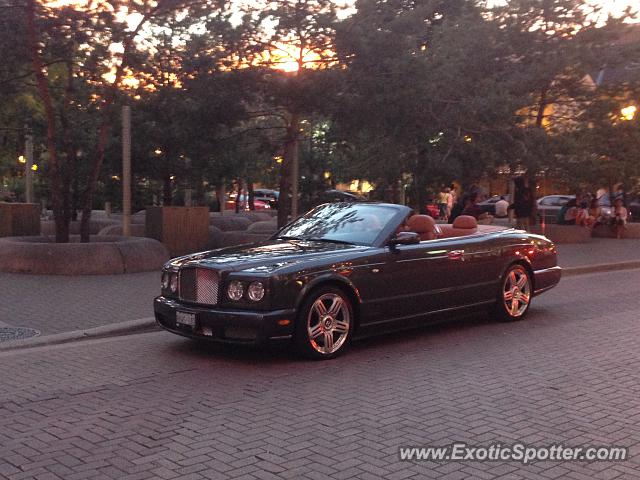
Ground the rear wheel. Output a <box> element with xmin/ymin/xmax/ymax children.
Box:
<box><xmin>494</xmin><ymin>264</ymin><xmax>532</xmax><ymax>322</ymax></box>
<box><xmin>294</xmin><ymin>287</ymin><xmax>354</xmax><ymax>360</ymax></box>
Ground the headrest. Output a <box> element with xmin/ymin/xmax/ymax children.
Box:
<box><xmin>453</xmin><ymin>215</ymin><xmax>478</xmax><ymax>229</ymax></box>
<box><xmin>407</xmin><ymin>214</ymin><xmax>436</xmax><ymax>234</ymax></box>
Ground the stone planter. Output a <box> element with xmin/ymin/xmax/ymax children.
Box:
<box><xmin>0</xmin><ymin>203</ymin><xmax>40</xmax><ymax>237</ymax></box>
<box><xmin>0</xmin><ymin>235</ymin><xmax>169</xmax><ymax>275</ymax></box>
<box><xmin>530</xmin><ymin>225</ymin><xmax>591</xmax><ymax>244</ymax></box>
<box><xmin>146</xmin><ymin>206</ymin><xmax>209</xmax><ymax>257</ymax></box>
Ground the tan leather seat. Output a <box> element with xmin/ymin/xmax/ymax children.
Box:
<box><xmin>440</xmin><ymin>215</ymin><xmax>478</xmax><ymax>238</ymax></box>
<box><xmin>407</xmin><ymin>215</ymin><xmax>439</xmax><ymax>241</ymax></box>
<box><xmin>453</xmin><ymin>215</ymin><xmax>478</xmax><ymax>230</ymax></box>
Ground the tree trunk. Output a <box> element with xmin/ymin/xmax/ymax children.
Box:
<box><xmin>25</xmin><ymin>0</ymin><xmax>69</xmax><ymax>242</ymax></box>
<box><xmin>163</xmin><ymin>174</ymin><xmax>173</xmax><ymax>206</ymax></box>
<box><xmin>79</xmin><ymin>119</ymin><xmax>111</xmax><ymax>242</ymax></box>
<box><xmin>248</xmin><ymin>181</ymin><xmax>255</xmax><ymax>211</ymax></box>
<box><xmin>216</xmin><ymin>182</ymin><xmax>225</xmax><ymax>214</ymax></box>
<box><xmin>277</xmin><ymin>113</ymin><xmax>299</xmax><ymax>229</ymax></box>
<box><xmin>195</xmin><ymin>180</ymin><xmax>205</xmax><ymax>206</ymax></box>
<box><xmin>234</xmin><ymin>180</ymin><xmax>241</xmax><ymax>213</ymax></box>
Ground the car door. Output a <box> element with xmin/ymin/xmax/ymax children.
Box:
<box><xmin>381</xmin><ymin>237</ymin><xmax>481</xmax><ymax>319</ymax></box>
<box><xmin>354</xmin><ymin>234</ymin><xmax>503</xmax><ymax>331</ymax></box>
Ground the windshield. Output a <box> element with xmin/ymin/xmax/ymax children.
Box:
<box><xmin>277</xmin><ymin>203</ymin><xmax>397</xmax><ymax>246</ymax></box>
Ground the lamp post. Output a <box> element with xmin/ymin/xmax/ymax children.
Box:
<box><xmin>122</xmin><ymin>105</ymin><xmax>132</xmax><ymax>237</ymax></box>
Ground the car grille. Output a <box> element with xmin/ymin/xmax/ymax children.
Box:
<box><xmin>179</xmin><ymin>268</ymin><xmax>219</xmax><ymax>305</ymax></box>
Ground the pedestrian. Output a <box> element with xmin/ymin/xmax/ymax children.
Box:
<box><xmin>437</xmin><ymin>187</ymin><xmax>451</xmax><ymax>221</ymax></box>
<box><xmin>510</xmin><ymin>177</ymin><xmax>534</xmax><ymax>231</ymax></box>
<box><xmin>449</xmin><ymin>195</ymin><xmax>466</xmax><ymax>224</ymax></box>
<box><xmin>462</xmin><ymin>192</ymin><xmax>492</xmax><ymax>221</ymax></box>
<box><xmin>584</xmin><ymin>198</ymin><xmax>602</xmax><ymax>230</ymax></box>
<box><xmin>447</xmin><ymin>185</ymin><xmax>456</xmax><ymax>219</ymax></box>
<box><xmin>557</xmin><ymin>198</ymin><xmax>578</xmax><ymax>225</ymax></box>
<box><xmin>495</xmin><ymin>196</ymin><xmax>509</xmax><ymax>218</ymax></box>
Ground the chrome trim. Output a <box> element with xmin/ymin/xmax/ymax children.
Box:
<box><xmin>269</xmin><ymin>335</ymin><xmax>293</xmax><ymax>341</ymax></box>
<box><xmin>533</xmin><ymin>266</ymin><xmax>562</xmax><ymax>295</ymax></box>
<box><xmin>533</xmin><ymin>266</ymin><xmax>562</xmax><ymax>276</ymax></box>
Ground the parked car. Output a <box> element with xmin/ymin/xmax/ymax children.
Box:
<box><xmin>155</xmin><ymin>202</ymin><xmax>561</xmax><ymax>359</ymax></box>
<box><xmin>225</xmin><ymin>194</ymin><xmax>270</xmax><ymax>211</ymax></box>
<box><xmin>478</xmin><ymin>194</ymin><xmax>511</xmax><ymax>216</ymax></box>
<box><xmin>629</xmin><ymin>197</ymin><xmax>640</xmax><ymax>222</ymax></box>
<box><xmin>536</xmin><ymin>195</ymin><xmax>573</xmax><ymax>222</ymax></box>
<box><xmin>253</xmin><ymin>189</ymin><xmax>279</xmax><ymax>209</ymax></box>
<box><xmin>318</xmin><ymin>189</ymin><xmax>367</xmax><ymax>203</ymax></box>
<box><xmin>425</xmin><ymin>203</ymin><xmax>440</xmax><ymax>218</ymax></box>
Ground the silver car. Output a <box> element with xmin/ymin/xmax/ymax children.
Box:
<box><xmin>537</xmin><ymin>195</ymin><xmax>612</xmax><ymax>223</ymax></box>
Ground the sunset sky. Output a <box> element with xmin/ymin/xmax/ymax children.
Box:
<box><xmin>44</xmin><ymin>0</ymin><xmax>639</xmax><ymax>76</ymax></box>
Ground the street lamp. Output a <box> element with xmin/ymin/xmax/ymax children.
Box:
<box><xmin>621</xmin><ymin>105</ymin><xmax>637</xmax><ymax>121</ymax></box>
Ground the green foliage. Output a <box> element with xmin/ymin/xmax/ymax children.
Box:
<box><xmin>0</xmin><ymin>0</ymin><xmax>638</xmax><ymax>220</ymax></box>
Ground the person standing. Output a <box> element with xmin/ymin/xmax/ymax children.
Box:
<box><xmin>447</xmin><ymin>185</ymin><xmax>455</xmax><ymax>219</ymax></box>
<box><xmin>437</xmin><ymin>187</ymin><xmax>451</xmax><ymax>221</ymax></box>
<box><xmin>510</xmin><ymin>177</ymin><xmax>534</xmax><ymax>231</ymax></box>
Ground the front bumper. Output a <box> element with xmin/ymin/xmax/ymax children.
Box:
<box><xmin>154</xmin><ymin>296</ymin><xmax>296</xmax><ymax>345</ymax></box>
<box><xmin>533</xmin><ymin>266</ymin><xmax>562</xmax><ymax>295</ymax></box>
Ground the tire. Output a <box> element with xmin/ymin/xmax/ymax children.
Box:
<box><xmin>294</xmin><ymin>286</ymin><xmax>354</xmax><ymax>360</ymax></box>
<box><xmin>494</xmin><ymin>264</ymin><xmax>532</xmax><ymax>322</ymax></box>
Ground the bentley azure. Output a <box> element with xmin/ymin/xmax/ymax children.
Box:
<box><xmin>154</xmin><ymin>203</ymin><xmax>561</xmax><ymax>359</ymax></box>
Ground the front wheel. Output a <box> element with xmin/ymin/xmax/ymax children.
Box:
<box><xmin>494</xmin><ymin>264</ymin><xmax>532</xmax><ymax>322</ymax></box>
<box><xmin>294</xmin><ymin>287</ymin><xmax>354</xmax><ymax>360</ymax></box>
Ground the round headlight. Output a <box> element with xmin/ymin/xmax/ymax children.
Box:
<box><xmin>247</xmin><ymin>281</ymin><xmax>265</xmax><ymax>302</ymax></box>
<box><xmin>161</xmin><ymin>272</ymin><xmax>170</xmax><ymax>290</ymax></box>
<box><xmin>227</xmin><ymin>280</ymin><xmax>244</xmax><ymax>301</ymax></box>
<box><xmin>169</xmin><ymin>274</ymin><xmax>178</xmax><ymax>293</ymax></box>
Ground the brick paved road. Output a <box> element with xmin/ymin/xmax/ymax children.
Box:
<box><xmin>0</xmin><ymin>271</ymin><xmax>158</xmax><ymax>335</ymax></box>
<box><xmin>1</xmin><ymin>269</ymin><xmax>639</xmax><ymax>480</ymax></box>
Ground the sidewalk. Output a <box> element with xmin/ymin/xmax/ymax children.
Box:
<box><xmin>0</xmin><ymin>271</ymin><xmax>158</xmax><ymax>337</ymax></box>
<box><xmin>556</xmin><ymin>237</ymin><xmax>640</xmax><ymax>268</ymax></box>
<box><xmin>1</xmin><ymin>237</ymin><xmax>639</xmax><ymax>345</ymax></box>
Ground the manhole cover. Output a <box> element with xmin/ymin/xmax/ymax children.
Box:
<box><xmin>0</xmin><ymin>327</ymin><xmax>41</xmax><ymax>342</ymax></box>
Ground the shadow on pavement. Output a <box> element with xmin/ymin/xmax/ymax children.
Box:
<box><xmin>163</xmin><ymin>309</ymin><xmax>511</xmax><ymax>364</ymax></box>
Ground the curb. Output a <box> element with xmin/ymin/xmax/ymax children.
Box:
<box><xmin>0</xmin><ymin>317</ymin><xmax>158</xmax><ymax>352</ymax></box>
<box><xmin>561</xmin><ymin>260</ymin><xmax>640</xmax><ymax>277</ymax></box>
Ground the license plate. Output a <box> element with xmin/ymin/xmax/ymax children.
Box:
<box><xmin>176</xmin><ymin>311</ymin><xmax>196</xmax><ymax>327</ymax></box>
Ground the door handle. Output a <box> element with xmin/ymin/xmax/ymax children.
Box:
<box><xmin>447</xmin><ymin>250</ymin><xmax>465</xmax><ymax>261</ymax></box>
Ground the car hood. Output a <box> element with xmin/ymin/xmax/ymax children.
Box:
<box><xmin>166</xmin><ymin>239</ymin><xmax>367</xmax><ymax>274</ymax></box>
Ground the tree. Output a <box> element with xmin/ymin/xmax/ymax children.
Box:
<box><xmin>330</xmin><ymin>0</ymin><xmax>527</xmax><ymax>207</ymax></box>
<box><xmin>242</xmin><ymin>0</ymin><xmax>340</xmax><ymax>226</ymax></box>
<box><xmin>21</xmin><ymin>0</ymin><xmax>227</xmax><ymax>242</ymax></box>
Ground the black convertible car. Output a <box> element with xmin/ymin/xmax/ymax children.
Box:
<box><xmin>154</xmin><ymin>203</ymin><xmax>561</xmax><ymax>359</ymax></box>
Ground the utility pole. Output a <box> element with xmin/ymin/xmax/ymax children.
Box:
<box><xmin>25</xmin><ymin>125</ymin><xmax>34</xmax><ymax>204</ymax></box>
<box><xmin>122</xmin><ymin>105</ymin><xmax>132</xmax><ymax>237</ymax></box>
<box><xmin>289</xmin><ymin>112</ymin><xmax>300</xmax><ymax>219</ymax></box>
<box><xmin>291</xmin><ymin>140</ymin><xmax>299</xmax><ymax>218</ymax></box>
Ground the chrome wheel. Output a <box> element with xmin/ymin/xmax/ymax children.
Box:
<box><xmin>502</xmin><ymin>266</ymin><xmax>531</xmax><ymax>318</ymax></box>
<box><xmin>307</xmin><ymin>293</ymin><xmax>351</xmax><ymax>355</ymax></box>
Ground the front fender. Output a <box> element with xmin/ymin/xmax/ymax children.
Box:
<box><xmin>294</xmin><ymin>273</ymin><xmax>362</xmax><ymax>310</ymax></box>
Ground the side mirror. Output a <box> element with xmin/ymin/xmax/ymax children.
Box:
<box><xmin>388</xmin><ymin>231</ymin><xmax>420</xmax><ymax>247</ymax></box>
